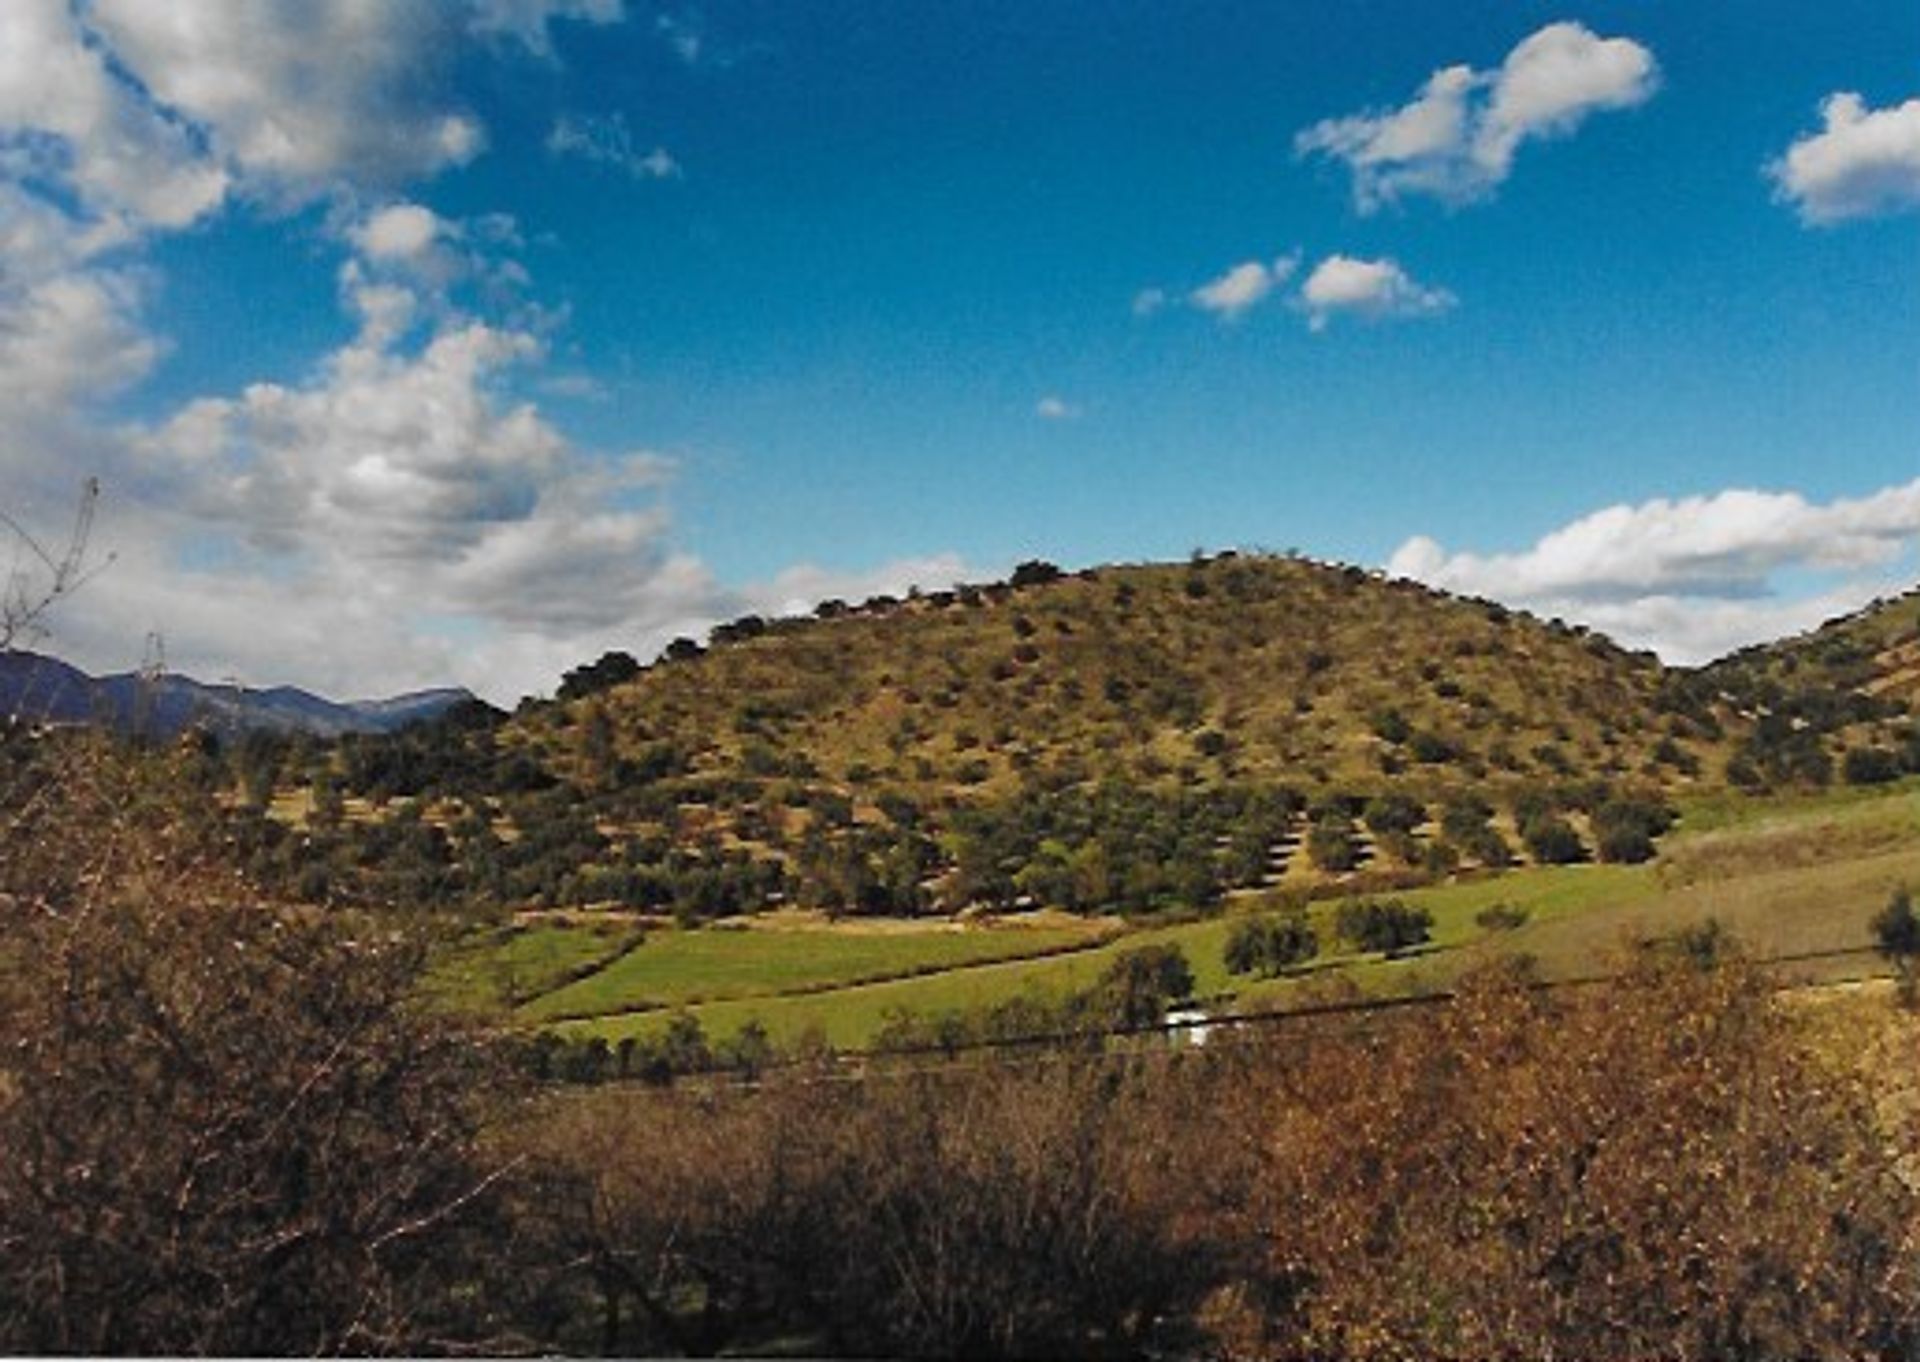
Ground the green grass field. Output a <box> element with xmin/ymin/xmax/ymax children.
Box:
<box><xmin>452</xmin><ymin>780</ymin><xmax>1918</xmax><ymax>1050</ymax></box>
<box><xmin>515</xmin><ymin>917</ymin><xmax>1119</xmax><ymax>1021</ymax></box>
<box><xmin>426</xmin><ymin>922</ymin><xmax>644</xmax><ymax>1014</ymax></box>
<box><xmin>544</xmin><ymin>868</ymin><xmax>1653</xmax><ymax>1047</ymax></box>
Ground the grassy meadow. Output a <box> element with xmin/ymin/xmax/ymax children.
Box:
<box><xmin>414</xmin><ymin>777</ymin><xmax>1920</xmax><ymax>1049</ymax></box>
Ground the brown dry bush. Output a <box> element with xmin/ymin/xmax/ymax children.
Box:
<box><xmin>512</xmin><ymin>955</ymin><xmax>1920</xmax><ymax>1360</ymax></box>
<box><xmin>510</xmin><ymin>1050</ymin><xmax>1249</xmax><ymax>1357</ymax></box>
<box><xmin>0</xmin><ymin>736</ymin><xmax>526</xmax><ymax>1355</ymax></box>
<box><xmin>1240</xmin><ymin>956</ymin><xmax>1920</xmax><ymax>1361</ymax></box>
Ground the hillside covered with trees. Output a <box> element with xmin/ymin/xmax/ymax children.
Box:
<box><xmin>159</xmin><ymin>553</ymin><xmax>1918</xmax><ymax>924</ymax></box>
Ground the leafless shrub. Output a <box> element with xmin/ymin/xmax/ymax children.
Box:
<box><xmin>511</xmin><ymin>1050</ymin><xmax>1243</xmax><ymax>1357</ymax></box>
<box><xmin>1</xmin><ymin>477</ymin><xmax>109</xmax><ymax>656</ymax></box>
<box><xmin>0</xmin><ymin>740</ymin><xmax>525</xmax><ymax>1356</ymax></box>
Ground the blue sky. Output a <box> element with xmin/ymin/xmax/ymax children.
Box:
<box><xmin>2</xmin><ymin>1</ymin><xmax>1917</xmax><ymax>700</ymax></box>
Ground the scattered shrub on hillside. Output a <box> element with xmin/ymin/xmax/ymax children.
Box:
<box><xmin>1520</xmin><ymin>811</ymin><xmax>1586</xmax><ymax>864</ymax></box>
<box><xmin>1333</xmin><ymin>897</ymin><xmax>1433</xmax><ymax>956</ymax></box>
<box><xmin>1373</xmin><ymin>827</ymin><xmax>1422</xmax><ymax>866</ymax></box>
<box><xmin>1591</xmin><ymin>795</ymin><xmax>1674</xmax><ymax>864</ymax></box>
<box><xmin>1873</xmin><ymin>887</ymin><xmax>1918</xmax><ymax>1006</ymax></box>
<box><xmin>1473</xmin><ymin>901</ymin><xmax>1529</xmax><ymax>931</ymax></box>
<box><xmin>1361</xmin><ymin>791</ymin><xmax>1423</xmax><ymax>836</ymax></box>
<box><xmin>1008</xmin><ymin>559</ymin><xmax>1063</xmax><ymax>589</ymax></box>
<box><xmin>1092</xmin><ymin>944</ymin><xmax>1196</xmax><ymax>1028</ymax></box>
<box><xmin>1224</xmin><ymin>913</ymin><xmax>1319</xmax><ymax>978</ymax></box>
<box><xmin>1306</xmin><ymin>820</ymin><xmax>1360</xmax><ymax>873</ymax></box>
<box><xmin>1843</xmin><ymin>745</ymin><xmax>1904</xmax><ymax>786</ymax></box>
<box><xmin>1407</xmin><ymin>730</ymin><xmax>1457</xmax><ymax>764</ymax></box>
<box><xmin>558</xmin><ymin>649</ymin><xmax>641</xmax><ymax>701</ymax></box>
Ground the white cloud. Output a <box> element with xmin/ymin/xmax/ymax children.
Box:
<box><xmin>0</xmin><ymin>269</ymin><xmax>159</xmax><ymax>419</ymax></box>
<box><xmin>547</xmin><ymin>113</ymin><xmax>682</xmax><ymax>179</ymax></box>
<box><xmin>467</xmin><ymin>0</ymin><xmax>624</xmax><ymax>56</ymax></box>
<box><xmin>1190</xmin><ymin>254</ymin><xmax>1299</xmax><ymax>319</ymax></box>
<box><xmin>1296</xmin><ymin>21</ymin><xmax>1657</xmax><ymax>211</ymax></box>
<box><xmin>1298</xmin><ymin>254</ymin><xmax>1453</xmax><ymax>330</ymax></box>
<box><xmin>352</xmin><ymin>204</ymin><xmax>447</xmax><ymax>262</ymax></box>
<box><xmin>1387</xmin><ymin>479</ymin><xmax>1920</xmax><ymax>663</ymax></box>
<box><xmin>1769</xmin><ymin>92</ymin><xmax>1920</xmax><ymax>224</ymax></box>
<box><xmin>83</xmin><ymin>2</ymin><xmax>487</xmax><ymax>206</ymax></box>
<box><xmin>0</xmin><ymin>0</ymin><xmax>229</xmax><ymax>229</ymax></box>
<box><xmin>1035</xmin><ymin>396</ymin><xmax>1079</xmax><ymax>421</ymax></box>
<box><xmin>81</xmin><ymin>308</ymin><xmax>704</xmax><ymax>697</ymax></box>
<box><xmin>30</xmin><ymin>267</ymin><xmax>976</xmax><ymax>703</ymax></box>
<box><xmin>336</xmin><ymin>203</ymin><xmax>540</xmax><ymax>342</ymax></box>
<box><xmin>1131</xmin><ymin>287</ymin><xmax>1168</xmax><ymax>317</ymax></box>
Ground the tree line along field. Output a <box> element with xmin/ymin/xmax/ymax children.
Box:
<box><xmin>416</xmin><ymin>774</ymin><xmax>1919</xmax><ymax>1055</ymax></box>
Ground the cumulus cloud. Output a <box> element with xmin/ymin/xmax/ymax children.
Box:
<box><xmin>1296</xmin><ymin>20</ymin><xmax>1657</xmax><ymax>211</ymax></box>
<box><xmin>0</xmin><ymin>1</ymin><xmax>889</xmax><ymax>704</ymax></box>
<box><xmin>1298</xmin><ymin>254</ymin><xmax>1454</xmax><ymax>330</ymax></box>
<box><xmin>81</xmin><ymin>3</ymin><xmax>487</xmax><ymax>207</ymax></box>
<box><xmin>352</xmin><ymin>204</ymin><xmax>447</xmax><ymax>262</ymax></box>
<box><xmin>0</xmin><ymin>0</ymin><xmax>229</xmax><ymax>229</ymax></box>
<box><xmin>0</xmin><ymin>267</ymin><xmax>159</xmax><ymax>421</ymax></box>
<box><xmin>92</xmin><ymin>298</ymin><xmax>981</xmax><ymax>701</ymax></box>
<box><xmin>1190</xmin><ymin>254</ymin><xmax>1300</xmax><ymax>319</ymax></box>
<box><xmin>1769</xmin><ymin>92</ymin><xmax>1920</xmax><ymax>224</ymax></box>
<box><xmin>1387</xmin><ymin>479</ymin><xmax>1920</xmax><ymax>662</ymax></box>
<box><xmin>0</xmin><ymin>0</ymin><xmax>559</xmax><ymax>437</ymax></box>
<box><xmin>1035</xmin><ymin>396</ymin><xmax>1079</xmax><ymax>421</ymax></box>
<box><xmin>0</xmin><ymin>2</ymin><xmax>986</xmax><ymax>704</ymax></box>
<box><xmin>547</xmin><ymin>113</ymin><xmax>682</xmax><ymax>179</ymax></box>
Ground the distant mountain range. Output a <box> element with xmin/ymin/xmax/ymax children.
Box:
<box><xmin>0</xmin><ymin>650</ymin><xmax>474</xmax><ymax>739</ymax></box>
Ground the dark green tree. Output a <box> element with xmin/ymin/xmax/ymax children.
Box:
<box><xmin>1871</xmin><ymin>887</ymin><xmax>1918</xmax><ymax>1006</ymax></box>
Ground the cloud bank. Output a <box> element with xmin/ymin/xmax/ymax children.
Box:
<box><xmin>1388</xmin><ymin>480</ymin><xmax>1920</xmax><ymax>663</ymax></box>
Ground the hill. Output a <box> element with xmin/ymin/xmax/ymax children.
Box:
<box><xmin>0</xmin><ymin>649</ymin><xmax>475</xmax><ymax>739</ymax></box>
<box><xmin>1708</xmin><ymin>586</ymin><xmax>1920</xmax><ymax>709</ymax></box>
<box><xmin>193</xmin><ymin>552</ymin><xmax>1920</xmax><ymax>923</ymax></box>
<box><xmin>522</xmin><ymin>553</ymin><xmax>1722</xmax><ymax>799</ymax></box>
<box><xmin>1691</xmin><ymin>587</ymin><xmax>1920</xmax><ymax>789</ymax></box>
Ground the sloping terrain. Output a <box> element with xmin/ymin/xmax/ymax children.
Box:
<box><xmin>1708</xmin><ymin>586</ymin><xmax>1920</xmax><ymax>709</ymax></box>
<box><xmin>214</xmin><ymin>554</ymin><xmax>1920</xmax><ymax>925</ymax></box>
<box><xmin>519</xmin><ymin>553</ymin><xmax>1727</xmax><ymax>799</ymax></box>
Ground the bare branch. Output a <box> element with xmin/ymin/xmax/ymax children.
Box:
<box><xmin>1</xmin><ymin>477</ymin><xmax>113</xmax><ymax>653</ymax></box>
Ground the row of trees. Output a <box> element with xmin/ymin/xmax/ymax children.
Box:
<box><xmin>206</xmin><ymin>733</ymin><xmax>1681</xmax><ymax>917</ymax></box>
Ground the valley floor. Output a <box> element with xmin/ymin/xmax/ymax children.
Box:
<box><xmin>432</xmin><ymin>778</ymin><xmax>1920</xmax><ymax>1050</ymax></box>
